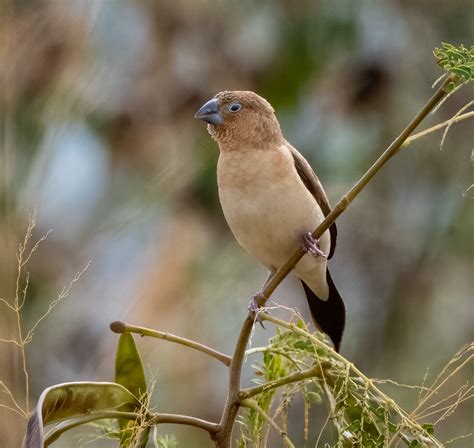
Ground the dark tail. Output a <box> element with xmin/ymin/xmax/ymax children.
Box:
<box><xmin>301</xmin><ymin>269</ymin><xmax>346</xmax><ymax>352</ymax></box>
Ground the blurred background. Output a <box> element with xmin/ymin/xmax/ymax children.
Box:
<box><xmin>0</xmin><ymin>0</ymin><xmax>472</xmax><ymax>446</ymax></box>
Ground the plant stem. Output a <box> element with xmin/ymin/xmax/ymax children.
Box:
<box><xmin>45</xmin><ymin>411</ymin><xmax>140</xmax><ymax>446</ymax></box>
<box><xmin>401</xmin><ymin>110</ymin><xmax>474</xmax><ymax>149</ymax></box>
<box><xmin>241</xmin><ymin>399</ymin><xmax>295</xmax><ymax>448</ymax></box>
<box><xmin>150</xmin><ymin>413</ymin><xmax>220</xmax><ymax>434</ymax></box>
<box><xmin>215</xmin><ymin>315</ymin><xmax>255</xmax><ymax>447</ymax></box>
<box><xmin>239</xmin><ymin>364</ymin><xmax>326</xmax><ymax>400</ymax></box>
<box><xmin>44</xmin><ymin>410</ymin><xmax>220</xmax><ymax>447</ymax></box>
<box><xmin>110</xmin><ymin>321</ymin><xmax>232</xmax><ymax>367</ymax></box>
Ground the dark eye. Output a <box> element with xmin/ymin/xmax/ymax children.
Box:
<box><xmin>229</xmin><ymin>103</ymin><xmax>241</xmax><ymax>112</ymax></box>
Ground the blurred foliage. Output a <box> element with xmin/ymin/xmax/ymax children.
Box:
<box><xmin>0</xmin><ymin>0</ymin><xmax>473</xmax><ymax>446</ymax></box>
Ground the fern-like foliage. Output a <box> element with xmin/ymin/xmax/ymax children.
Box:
<box><xmin>238</xmin><ymin>313</ymin><xmax>470</xmax><ymax>447</ymax></box>
<box><xmin>434</xmin><ymin>42</ymin><xmax>474</xmax><ymax>90</ymax></box>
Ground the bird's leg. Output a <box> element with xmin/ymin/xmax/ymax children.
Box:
<box><xmin>248</xmin><ymin>292</ymin><xmax>267</xmax><ymax>313</ymax></box>
<box><xmin>302</xmin><ymin>232</ymin><xmax>327</xmax><ymax>259</ymax></box>
<box><xmin>248</xmin><ymin>270</ymin><xmax>275</xmax><ymax>328</ymax></box>
<box><xmin>262</xmin><ymin>269</ymin><xmax>276</xmax><ymax>288</ymax></box>
<box><xmin>248</xmin><ymin>292</ymin><xmax>267</xmax><ymax>328</ymax></box>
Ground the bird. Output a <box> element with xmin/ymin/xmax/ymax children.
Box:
<box><xmin>195</xmin><ymin>91</ymin><xmax>345</xmax><ymax>352</ymax></box>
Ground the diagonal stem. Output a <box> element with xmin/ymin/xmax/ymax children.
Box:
<box><xmin>239</xmin><ymin>364</ymin><xmax>327</xmax><ymax>400</ymax></box>
<box><xmin>110</xmin><ymin>321</ymin><xmax>232</xmax><ymax>366</ymax></box>
<box><xmin>401</xmin><ymin>110</ymin><xmax>474</xmax><ymax>148</ymax></box>
<box><xmin>44</xmin><ymin>410</ymin><xmax>220</xmax><ymax>447</ymax></box>
<box><xmin>241</xmin><ymin>399</ymin><xmax>295</xmax><ymax>448</ymax></box>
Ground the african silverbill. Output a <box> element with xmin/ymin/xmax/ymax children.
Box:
<box><xmin>195</xmin><ymin>91</ymin><xmax>345</xmax><ymax>352</ymax></box>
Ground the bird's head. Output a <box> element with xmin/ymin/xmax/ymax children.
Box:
<box><xmin>194</xmin><ymin>91</ymin><xmax>283</xmax><ymax>150</ymax></box>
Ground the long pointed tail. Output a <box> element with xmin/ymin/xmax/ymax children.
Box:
<box><xmin>301</xmin><ymin>269</ymin><xmax>346</xmax><ymax>352</ymax></box>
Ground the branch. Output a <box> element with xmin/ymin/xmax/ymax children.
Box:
<box><xmin>401</xmin><ymin>110</ymin><xmax>474</xmax><ymax>149</ymax></box>
<box><xmin>110</xmin><ymin>321</ymin><xmax>232</xmax><ymax>367</ymax></box>
<box><xmin>215</xmin><ymin>76</ymin><xmax>454</xmax><ymax>447</ymax></box>
<box><xmin>241</xmin><ymin>399</ymin><xmax>295</xmax><ymax>448</ymax></box>
<box><xmin>150</xmin><ymin>413</ymin><xmax>220</xmax><ymax>434</ymax></box>
<box><xmin>45</xmin><ymin>411</ymin><xmax>140</xmax><ymax>447</ymax></box>
<box><xmin>44</xmin><ymin>410</ymin><xmax>220</xmax><ymax>447</ymax></box>
<box><xmin>239</xmin><ymin>364</ymin><xmax>326</xmax><ymax>400</ymax></box>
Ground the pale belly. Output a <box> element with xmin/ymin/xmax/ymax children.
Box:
<box><xmin>217</xmin><ymin>149</ymin><xmax>330</xmax><ymax>298</ymax></box>
<box><xmin>220</xmin><ymin>184</ymin><xmax>328</xmax><ymax>264</ymax></box>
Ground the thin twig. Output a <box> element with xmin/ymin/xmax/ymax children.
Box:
<box><xmin>45</xmin><ymin>411</ymin><xmax>140</xmax><ymax>447</ymax></box>
<box><xmin>239</xmin><ymin>365</ymin><xmax>325</xmax><ymax>400</ymax></box>
<box><xmin>0</xmin><ymin>381</ymin><xmax>27</xmax><ymax>417</ymax></box>
<box><xmin>417</xmin><ymin>384</ymin><xmax>472</xmax><ymax>419</ymax></box>
<box><xmin>401</xmin><ymin>110</ymin><xmax>474</xmax><ymax>149</ymax></box>
<box><xmin>241</xmin><ymin>399</ymin><xmax>295</xmax><ymax>448</ymax></box>
<box><xmin>44</xmin><ymin>410</ymin><xmax>220</xmax><ymax>447</ymax></box>
<box><xmin>24</xmin><ymin>262</ymin><xmax>91</xmax><ymax>343</ymax></box>
<box><xmin>150</xmin><ymin>413</ymin><xmax>220</xmax><ymax>434</ymax></box>
<box><xmin>110</xmin><ymin>321</ymin><xmax>232</xmax><ymax>367</ymax></box>
<box><xmin>410</xmin><ymin>354</ymin><xmax>473</xmax><ymax>418</ymax></box>
<box><xmin>0</xmin><ymin>297</ymin><xmax>16</xmax><ymax>312</ymax></box>
<box><xmin>0</xmin><ymin>403</ymin><xmax>26</xmax><ymax>418</ymax></box>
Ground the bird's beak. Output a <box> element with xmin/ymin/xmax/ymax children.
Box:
<box><xmin>194</xmin><ymin>98</ymin><xmax>223</xmax><ymax>125</ymax></box>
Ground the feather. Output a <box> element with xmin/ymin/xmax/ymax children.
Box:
<box><xmin>289</xmin><ymin>145</ymin><xmax>337</xmax><ymax>259</ymax></box>
<box><xmin>301</xmin><ymin>269</ymin><xmax>346</xmax><ymax>352</ymax></box>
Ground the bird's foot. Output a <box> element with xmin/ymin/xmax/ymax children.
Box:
<box><xmin>302</xmin><ymin>232</ymin><xmax>327</xmax><ymax>259</ymax></box>
<box><xmin>248</xmin><ymin>292</ymin><xmax>267</xmax><ymax>328</ymax></box>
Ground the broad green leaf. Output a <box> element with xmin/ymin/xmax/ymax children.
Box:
<box><xmin>23</xmin><ymin>381</ymin><xmax>139</xmax><ymax>448</ymax></box>
<box><xmin>115</xmin><ymin>333</ymin><xmax>147</xmax><ymax>399</ymax></box>
<box><xmin>115</xmin><ymin>333</ymin><xmax>149</xmax><ymax>447</ymax></box>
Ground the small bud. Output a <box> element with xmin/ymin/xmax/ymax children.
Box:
<box><xmin>110</xmin><ymin>321</ymin><xmax>126</xmax><ymax>333</ymax></box>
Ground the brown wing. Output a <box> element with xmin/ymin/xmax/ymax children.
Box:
<box><xmin>289</xmin><ymin>145</ymin><xmax>337</xmax><ymax>259</ymax></box>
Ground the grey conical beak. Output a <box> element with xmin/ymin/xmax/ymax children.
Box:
<box><xmin>194</xmin><ymin>98</ymin><xmax>223</xmax><ymax>125</ymax></box>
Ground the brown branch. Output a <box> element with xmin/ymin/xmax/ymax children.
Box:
<box><xmin>150</xmin><ymin>413</ymin><xmax>220</xmax><ymax>434</ymax></box>
<box><xmin>110</xmin><ymin>321</ymin><xmax>232</xmax><ymax>367</ymax></box>
<box><xmin>214</xmin><ymin>76</ymin><xmax>454</xmax><ymax>447</ymax></box>
<box><xmin>44</xmin><ymin>411</ymin><xmax>140</xmax><ymax>446</ymax></box>
<box><xmin>401</xmin><ymin>110</ymin><xmax>474</xmax><ymax>149</ymax></box>
<box><xmin>239</xmin><ymin>364</ymin><xmax>326</xmax><ymax>400</ymax></box>
<box><xmin>44</xmin><ymin>410</ymin><xmax>220</xmax><ymax>446</ymax></box>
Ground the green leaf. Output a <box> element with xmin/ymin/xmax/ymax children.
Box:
<box><xmin>422</xmin><ymin>423</ymin><xmax>435</xmax><ymax>435</ymax></box>
<box><xmin>24</xmin><ymin>381</ymin><xmax>140</xmax><ymax>448</ymax></box>
<box><xmin>157</xmin><ymin>434</ymin><xmax>180</xmax><ymax>448</ymax></box>
<box><xmin>434</xmin><ymin>42</ymin><xmax>474</xmax><ymax>87</ymax></box>
<box><xmin>307</xmin><ymin>390</ymin><xmax>322</xmax><ymax>404</ymax></box>
<box><xmin>115</xmin><ymin>332</ymin><xmax>149</xmax><ymax>448</ymax></box>
<box><xmin>115</xmin><ymin>333</ymin><xmax>147</xmax><ymax>399</ymax></box>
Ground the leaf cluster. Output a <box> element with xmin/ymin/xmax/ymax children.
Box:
<box><xmin>237</xmin><ymin>314</ymin><xmax>457</xmax><ymax>448</ymax></box>
<box><xmin>434</xmin><ymin>43</ymin><xmax>474</xmax><ymax>90</ymax></box>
